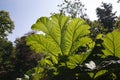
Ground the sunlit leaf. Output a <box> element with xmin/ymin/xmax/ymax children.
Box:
<box><xmin>26</xmin><ymin>14</ymin><xmax>92</xmax><ymax>56</ymax></box>
<box><xmin>26</xmin><ymin>14</ymin><xmax>94</xmax><ymax>79</ymax></box>
<box><xmin>88</xmin><ymin>70</ymin><xmax>107</xmax><ymax>79</ymax></box>
<box><xmin>67</xmin><ymin>51</ymin><xmax>92</xmax><ymax>69</ymax></box>
<box><xmin>94</xmin><ymin>70</ymin><xmax>107</xmax><ymax>79</ymax></box>
<box><xmin>102</xmin><ymin>30</ymin><xmax>120</xmax><ymax>58</ymax></box>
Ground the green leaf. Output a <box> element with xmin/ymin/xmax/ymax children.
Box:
<box><xmin>88</xmin><ymin>70</ymin><xmax>107</xmax><ymax>79</ymax></box>
<box><xmin>26</xmin><ymin>14</ymin><xmax>91</xmax><ymax>56</ymax></box>
<box><xmin>26</xmin><ymin>14</ymin><xmax>94</xmax><ymax>70</ymax></box>
<box><xmin>61</xmin><ymin>18</ymin><xmax>90</xmax><ymax>55</ymax></box>
<box><xmin>26</xmin><ymin>34</ymin><xmax>61</xmax><ymax>56</ymax></box>
<box><xmin>102</xmin><ymin>30</ymin><xmax>120</xmax><ymax>58</ymax></box>
<box><xmin>94</xmin><ymin>70</ymin><xmax>107</xmax><ymax>79</ymax></box>
<box><xmin>67</xmin><ymin>51</ymin><xmax>92</xmax><ymax>69</ymax></box>
<box><xmin>26</xmin><ymin>14</ymin><xmax>95</xmax><ymax>80</ymax></box>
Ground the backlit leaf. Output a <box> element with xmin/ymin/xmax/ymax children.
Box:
<box><xmin>102</xmin><ymin>30</ymin><xmax>120</xmax><ymax>58</ymax></box>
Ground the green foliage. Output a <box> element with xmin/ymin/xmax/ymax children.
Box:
<box><xmin>0</xmin><ymin>10</ymin><xmax>15</xmax><ymax>80</ymax></box>
<box><xmin>0</xmin><ymin>38</ymin><xmax>15</xmax><ymax>80</ymax></box>
<box><xmin>0</xmin><ymin>10</ymin><xmax>14</xmax><ymax>38</ymax></box>
<box><xmin>26</xmin><ymin>14</ymin><xmax>120</xmax><ymax>80</ymax></box>
<box><xmin>89</xmin><ymin>20</ymin><xmax>104</xmax><ymax>38</ymax></box>
<box><xmin>26</xmin><ymin>14</ymin><xmax>93</xmax><ymax>55</ymax></box>
<box><xmin>26</xmin><ymin>14</ymin><xmax>94</xmax><ymax>80</ymax></box>
<box><xmin>102</xmin><ymin>30</ymin><xmax>120</xmax><ymax>58</ymax></box>
<box><xmin>88</xmin><ymin>30</ymin><xmax>120</xmax><ymax>80</ymax></box>
<box><xmin>14</xmin><ymin>35</ymin><xmax>42</xmax><ymax>78</ymax></box>
<box><xmin>0</xmin><ymin>31</ymin><xmax>42</xmax><ymax>80</ymax></box>
<box><xmin>1</xmin><ymin>1</ymin><xmax>120</xmax><ymax>80</ymax></box>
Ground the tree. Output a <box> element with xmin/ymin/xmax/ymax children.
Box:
<box><xmin>0</xmin><ymin>10</ymin><xmax>42</xmax><ymax>79</ymax></box>
<box><xmin>0</xmin><ymin>10</ymin><xmax>15</xmax><ymax>80</ymax></box>
<box><xmin>14</xmin><ymin>33</ymin><xmax>43</xmax><ymax>78</ymax></box>
<box><xmin>57</xmin><ymin>0</ymin><xmax>87</xmax><ymax>19</ymax></box>
<box><xmin>89</xmin><ymin>20</ymin><xmax>104</xmax><ymax>39</ymax></box>
<box><xmin>0</xmin><ymin>10</ymin><xmax>14</xmax><ymax>38</ymax></box>
<box><xmin>96</xmin><ymin>2</ymin><xmax>117</xmax><ymax>32</ymax></box>
<box><xmin>0</xmin><ymin>38</ymin><xmax>15</xmax><ymax>80</ymax></box>
<box><xmin>0</xmin><ymin>29</ymin><xmax>42</xmax><ymax>80</ymax></box>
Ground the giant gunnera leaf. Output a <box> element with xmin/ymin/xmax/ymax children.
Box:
<box><xmin>26</xmin><ymin>14</ymin><xmax>94</xmax><ymax>65</ymax></box>
<box><xmin>102</xmin><ymin>30</ymin><xmax>120</xmax><ymax>58</ymax></box>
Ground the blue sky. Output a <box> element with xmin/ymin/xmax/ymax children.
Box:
<box><xmin>0</xmin><ymin>0</ymin><xmax>119</xmax><ymax>42</ymax></box>
<box><xmin>0</xmin><ymin>0</ymin><xmax>62</xmax><ymax>42</ymax></box>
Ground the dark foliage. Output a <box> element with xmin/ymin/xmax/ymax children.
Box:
<box><xmin>57</xmin><ymin>0</ymin><xmax>87</xmax><ymax>19</ymax></box>
<box><xmin>0</xmin><ymin>38</ymin><xmax>15</xmax><ymax>80</ymax></box>
<box><xmin>96</xmin><ymin>2</ymin><xmax>117</xmax><ymax>32</ymax></box>
<box><xmin>14</xmin><ymin>36</ymin><xmax>42</xmax><ymax>78</ymax></box>
<box><xmin>0</xmin><ymin>10</ymin><xmax>14</xmax><ymax>38</ymax></box>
